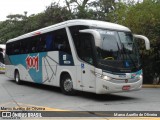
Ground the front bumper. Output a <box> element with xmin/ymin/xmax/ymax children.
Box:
<box><xmin>96</xmin><ymin>77</ymin><xmax>142</xmax><ymax>94</ymax></box>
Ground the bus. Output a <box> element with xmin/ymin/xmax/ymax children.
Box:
<box><xmin>5</xmin><ymin>19</ymin><xmax>150</xmax><ymax>95</ymax></box>
<box><xmin>0</xmin><ymin>44</ymin><xmax>5</xmax><ymax>73</ymax></box>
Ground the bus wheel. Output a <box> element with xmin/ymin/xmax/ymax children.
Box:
<box><xmin>60</xmin><ymin>74</ymin><xmax>76</xmax><ymax>95</ymax></box>
<box><xmin>15</xmin><ymin>71</ymin><xmax>21</xmax><ymax>84</ymax></box>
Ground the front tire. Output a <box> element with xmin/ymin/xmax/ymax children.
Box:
<box><xmin>60</xmin><ymin>74</ymin><xmax>76</xmax><ymax>95</ymax></box>
<box><xmin>15</xmin><ymin>71</ymin><xmax>21</xmax><ymax>84</ymax></box>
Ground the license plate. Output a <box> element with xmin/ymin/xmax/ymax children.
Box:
<box><xmin>122</xmin><ymin>85</ymin><xmax>130</xmax><ymax>90</ymax></box>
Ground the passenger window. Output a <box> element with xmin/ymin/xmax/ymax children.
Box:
<box><xmin>26</xmin><ymin>38</ymin><xmax>36</xmax><ymax>53</ymax></box>
<box><xmin>54</xmin><ymin>28</ymin><xmax>71</xmax><ymax>54</ymax></box>
<box><xmin>6</xmin><ymin>28</ymin><xmax>71</xmax><ymax>55</ymax></box>
<box><xmin>19</xmin><ymin>41</ymin><xmax>25</xmax><ymax>54</ymax></box>
<box><xmin>45</xmin><ymin>34</ymin><xmax>53</xmax><ymax>51</ymax></box>
<box><xmin>6</xmin><ymin>43</ymin><xmax>12</xmax><ymax>55</ymax></box>
<box><xmin>36</xmin><ymin>36</ymin><xmax>46</xmax><ymax>52</ymax></box>
<box><xmin>14</xmin><ymin>42</ymin><xmax>20</xmax><ymax>54</ymax></box>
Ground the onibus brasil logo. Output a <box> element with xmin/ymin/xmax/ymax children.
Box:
<box><xmin>26</xmin><ymin>54</ymin><xmax>39</xmax><ymax>72</ymax></box>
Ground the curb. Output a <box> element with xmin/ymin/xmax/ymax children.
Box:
<box><xmin>142</xmin><ymin>84</ymin><xmax>160</xmax><ymax>88</ymax></box>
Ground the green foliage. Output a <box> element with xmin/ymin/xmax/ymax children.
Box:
<box><xmin>113</xmin><ymin>0</ymin><xmax>160</xmax><ymax>83</ymax></box>
<box><xmin>0</xmin><ymin>2</ymin><xmax>71</xmax><ymax>43</ymax></box>
<box><xmin>42</xmin><ymin>2</ymin><xmax>72</xmax><ymax>25</ymax></box>
<box><xmin>88</xmin><ymin>0</ymin><xmax>116</xmax><ymax>21</ymax></box>
<box><xmin>0</xmin><ymin>16</ymin><xmax>26</xmax><ymax>43</ymax></box>
<box><xmin>109</xmin><ymin>0</ymin><xmax>160</xmax><ymax>46</ymax></box>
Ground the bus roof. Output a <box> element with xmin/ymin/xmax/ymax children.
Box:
<box><xmin>0</xmin><ymin>44</ymin><xmax>6</xmax><ymax>49</ymax></box>
<box><xmin>7</xmin><ymin>19</ymin><xmax>131</xmax><ymax>43</ymax></box>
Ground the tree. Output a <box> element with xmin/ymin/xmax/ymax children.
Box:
<box><xmin>0</xmin><ymin>2</ymin><xmax>71</xmax><ymax>43</ymax></box>
<box><xmin>90</xmin><ymin>0</ymin><xmax>116</xmax><ymax>21</ymax></box>
<box><xmin>42</xmin><ymin>2</ymin><xmax>72</xmax><ymax>25</ymax></box>
<box><xmin>64</xmin><ymin>0</ymin><xmax>92</xmax><ymax>18</ymax></box>
<box><xmin>108</xmin><ymin>0</ymin><xmax>160</xmax><ymax>84</ymax></box>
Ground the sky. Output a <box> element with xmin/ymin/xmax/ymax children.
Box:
<box><xmin>0</xmin><ymin>0</ymin><xmax>142</xmax><ymax>21</ymax></box>
<box><xmin>0</xmin><ymin>0</ymin><xmax>57</xmax><ymax>21</ymax></box>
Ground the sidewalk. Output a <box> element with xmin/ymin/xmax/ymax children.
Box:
<box><xmin>143</xmin><ymin>84</ymin><xmax>160</xmax><ymax>88</ymax></box>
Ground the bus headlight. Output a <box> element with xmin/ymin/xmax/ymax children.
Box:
<box><xmin>102</xmin><ymin>75</ymin><xmax>112</xmax><ymax>81</ymax></box>
<box><xmin>95</xmin><ymin>72</ymin><xmax>112</xmax><ymax>81</ymax></box>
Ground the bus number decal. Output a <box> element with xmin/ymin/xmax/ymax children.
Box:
<box><xmin>26</xmin><ymin>54</ymin><xmax>39</xmax><ymax>72</ymax></box>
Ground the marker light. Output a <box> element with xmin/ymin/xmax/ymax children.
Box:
<box><xmin>137</xmin><ymin>74</ymin><xmax>143</xmax><ymax>80</ymax></box>
<box><xmin>34</xmin><ymin>31</ymin><xmax>41</xmax><ymax>36</ymax></box>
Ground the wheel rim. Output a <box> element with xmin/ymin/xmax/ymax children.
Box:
<box><xmin>15</xmin><ymin>73</ymin><xmax>19</xmax><ymax>83</ymax></box>
<box><xmin>64</xmin><ymin>78</ymin><xmax>73</xmax><ymax>92</ymax></box>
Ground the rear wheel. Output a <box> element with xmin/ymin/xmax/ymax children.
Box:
<box><xmin>15</xmin><ymin>71</ymin><xmax>21</xmax><ymax>84</ymax></box>
<box><xmin>60</xmin><ymin>74</ymin><xmax>76</xmax><ymax>95</ymax></box>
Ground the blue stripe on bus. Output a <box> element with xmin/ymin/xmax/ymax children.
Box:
<box><xmin>9</xmin><ymin>52</ymin><xmax>47</xmax><ymax>83</ymax></box>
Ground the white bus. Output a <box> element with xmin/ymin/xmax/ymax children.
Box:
<box><xmin>5</xmin><ymin>19</ymin><xmax>150</xmax><ymax>95</ymax></box>
<box><xmin>0</xmin><ymin>44</ymin><xmax>5</xmax><ymax>73</ymax></box>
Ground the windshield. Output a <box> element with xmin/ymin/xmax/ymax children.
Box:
<box><xmin>95</xmin><ymin>29</ymin><xmax>141</xmax><ymax>73</ymax></box>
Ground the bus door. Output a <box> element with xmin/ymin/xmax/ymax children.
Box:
<box><xmin>78</xmin><ymin>34</ymin><xmax>96</xmax><ymax>92</ymax></box>
<box><xmin>80</xmin><ymin>63</ymin><xmax>95</xmax><ymax>92</ymax></box>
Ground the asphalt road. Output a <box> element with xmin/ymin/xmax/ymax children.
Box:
<box><xmin>0</xmin><ymin>73</ymin><xmax>160</xmax><ymax>112</ymax></box>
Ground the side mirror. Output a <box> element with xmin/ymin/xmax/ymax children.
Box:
<box><xmin>79</xmin><ymin>29</ymin><xmax>101</xmax><ymax>47</ymax></box>
<box><xmin>134</xmin><ymin>34</ymin><xmax>150</xmax><ymax>50</ymax></box>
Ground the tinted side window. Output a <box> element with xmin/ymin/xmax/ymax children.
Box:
<box><xmin>6</xmin><ymin>28</ymin><xmax>71</xmax><ymax>55</ymax></box>
<box><xmin>6</xmin><ymin>43</ymin><xmax>12</xmax><ymax>55</ymax></box>
<box><xmin>69</xmin><ymin>26</ymin><xmax>94</xmax><ymax>65</ymax></box>
<box><xmin>54</xmin><ymin>28</ymin><xmax>71</xmax><ymax>54</ymax></box>
<box><xmin>6</xmin><ymin>41</ymin><xmax>21</xmax><ymax>55</ymax></box>
<box><xmin>7</xmin><ymin>36</ymin><xmax>46</xmax><ymax>55</ymax></box>
<box><xmin>80</xmin><ymin>34</ymin><xmax>94</xmax><ymax>64</ymax></box>
<box><xmin>45</xmin><ymin>34</ymin><xmax>53</xmax><ymax>51</ymax></box>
